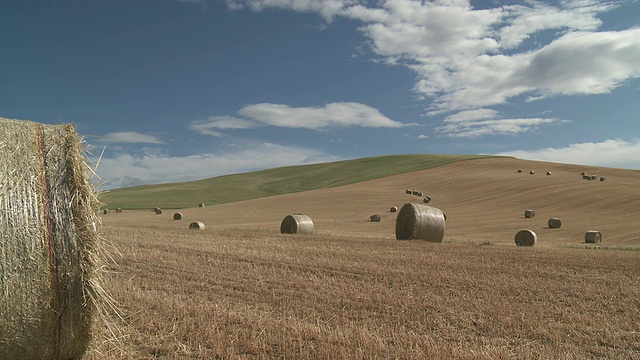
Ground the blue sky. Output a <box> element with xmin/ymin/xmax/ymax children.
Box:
<box><xmin>2</xmin><ymin>0</ymin><xmax>639</xmax><ymax>189</ymax></box>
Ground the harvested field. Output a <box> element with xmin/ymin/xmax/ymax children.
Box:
<box><xmin>92</xmin><ymin>157</ymin><xmax>640</xmax><ymax>359</ymax></box>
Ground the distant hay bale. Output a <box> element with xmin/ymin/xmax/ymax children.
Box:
<box><xmin>600</xmin><ymin>176</ymin><xmax>606</xmax><ymax>181</ymax></box>
<box><xmin>590</xmin><ymin>175</ymin><xmax>597</xmax><ymax>180</ymax></box>
<box><xmin>529</xmin><ymin>170</ymin><xmax>535</xmax><ymax>175</ymax></box>
<box><xmin>548</xmin><ymin>217</ymin><xmax>562</xmax><ymax>228</ymax></box>
<box><xmin>370</xmin><ymin>214</ymin><xmax>381</xmax><ymax>222</ymax></box>
<box><xmin>153</xmin><ymin>207</ymin><xmax>161</xmax><ymax>212</ymax></box>
<box><xmin>422</xmin><ymin>196</ymin><xmax>431</xmax><ymax>203</ymax></box>
<box><xmin>546</xmin><ymin>171</ymin><xmax>552</xmax><ymax>175</ymax></box>
<box><xmin>583</xmin><ymin>174</ymin><xmax>590</xmax><ymax>180</ymax></box>
<box><xmin>199</xmin><ymin>203</ymin><xmax>205</xmax><ymax>207</ymax></box>
<box><xmin>116</xmin><ymin>208</ymin><xmax>122</xmax><ymax>213</ymax></box>
<box><xmin>517</xmin><ymin>169</ymin><xmax>522</xmax><ymax>173</ymax></box>
<box><xmin>155</xmin><ymin>208</ymin><xmax>162</xmax><ymax>215</ymax></box>
<box><xmin>412</xmin><ymin>190</ymin><xmax>422</xmax><ymax>196</ymax></box>
<box><xmin>390</xmin><ymin>206</ymin><xmax>398</xmax><ymax>212</ymax></box>
<box><xmin>395</xmin><ymin>203</ymin><xmax>445</xmax><ymax>242</ymax></box>
<box><xmin>280</xmin><ymin>214</ymin><xmax>314</xmax><ymax>235</ymax></box>
<box><xmin>173</xmin><ymin>212</ymin><xmax>183</xmax><ymax>220</ymax></box>
<box><xmin>189</xmin><ymin>221</ymin><xmax>205</xmax><ymax>230</ymax></box>
<box><xmin>524</xmin><ymin>209</ymin><xmax>536</xmax><ymax>218</ymax></box>
<box><xmin>580</xmin><ymin>172</ymin><xmax>586</xmax><ymax>176</ymax></box>
<box><xmin>103</xmin><ymin>208</ymin><xmax>109</xmax><ymax>214</ymax></box>
<box><xmin>515</xmin><ymin>229</ymin><xmax>537</xmax><ymax>246</ymax></box>
<box><xmin>585</xmin><ymin>230</ymin><xmax>602</xmax><ymax>243</ymax></box>
<box><xmin>0</xmin><ymin>118</ymin><xmax>102</xmax><ymax>359</ymax></box>
<box><xmin>405</xmin><ymin>189</ymin><xmax>412</xmax><ymax>194</ymax></box>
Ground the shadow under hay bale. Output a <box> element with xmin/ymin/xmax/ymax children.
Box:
<box><xmin>515</xmin><ymin>229</ymin><xmax>537</xmax><ymax>246</ymax></box>
<box><xmin>0</xmin><ymin>118</ymin><xmax>102</xmax><ymax>359</ymax></box>
<box><xmin>585</xmin><ymin>230</ymin><xmax>602</xmax><ymax>243</ymax></box>
<box><xmin>173</xmin><ymin>212</ymin><xmax>183</xmax><ymax>220</ymax></box>
<box><xmin>524</xmin><ymin>209</ymin><xmax>536</xmax><ymax>218</ymax></box>
<box><xmin>390</xmin><ymin>206</ymin><xmax>398</xmax><ymax>213</ymax></box>
<box><xmin>548</xmin><ymin>218</ymin><xmax>562</xmax><ymax>229</ymax></box>
<box><xmin>189</xmin><ymin>221</ymin><xmax>205</xmax><ymax>230</ymax></box>
<box><xmin>395</xmin><ymin>203</ymin><xmax>445</xmax><ymax>242</ymax></box>
<box><xmin>370</xmin><ymin>214</ymin><xmax>381</xmax><ymax>222</ymax></box>
<box><xmin>280</xmin><ymin>214</ymin><xmax>314</xmax><ymax>235</ymax></box>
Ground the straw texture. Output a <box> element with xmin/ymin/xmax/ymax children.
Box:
<box><xmin>395</xmin><ymin>203</ymin><xmax>445</xmax><ymax>242</ymax></box>
<box><xmin>280</xmin><ymin>214</ymin><xmax>314</xmax><ymax>235</ymax></box>
<box><xmin>0</xmin><ymin>118</ymin><xmax>101</xmax><ymax>359</ymax></box>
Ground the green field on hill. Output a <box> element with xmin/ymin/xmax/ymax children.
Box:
<box><xmin>99</xmin><ymin>154</ymin><xmax>494</xmax><ymax>210</ymax></box>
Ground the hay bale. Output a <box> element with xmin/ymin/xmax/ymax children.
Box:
<box><xmin>198</xmin><ymin>203</ymin><xmax>205</xmax><ymax>207</ymax></box>
<box><xmin>600</xmin><ymin>176</ymin><xmax>606</xmax><ymax>181</ymax></box>
<box><xmin>395</xmin><ymin>203</ymin><xmax>445</xmax><ymax>242</ymax></box>
<box><xmin>115</xmin><ymin>208</ymin><xmax>122</xmax><ymax>213</ymax></box>
<box><xmin>411</xmin><ymin>190</ymin><xmax>421</xmax><ymax>196</ymax></box>
<box><xmin>103</xmin><ymin>208</ymin><xmax>109</xmax><ymax>214</ymax></box>
<box><xmin>583</xmin><ymin>174</ymin><xmax>590</xmax><ymax>180</ymax></box>
<box><xmin>524</xmin><ymin>209</ymin><xmax>536</xmax><ymax>218</ymax></box>
<box><xmin>580</xmin><ymin>172</ymin><xmax>586</xmax><ymax>176</ymax></box>
<box><xmin>546</xmin><ymin>171</ymin><xmax>552</xmax><ymax>175</ymax></box>
<box><xmin>189</xmin><ymin>221</ymin><xmax>205</xmax><ymax>230</ymax></box>
<box><xmin>0</xmin><ymin>118</ymin><xmax>101</xmax><ymax>359</ymax></box>
<box><xmin>590</xmin><ymin>175</ymin><xmax>597</xmax><ymax>180</ymax></box>
<box><xmin>585</xmin><ymin>230</ymin><xmax>602</xmax><ymax>243</ymax></box>
<box><xmin>390</xmin><ymin>206</ymin><xmax>398</xmax><ymax>213</ymax></box>
<box><xmin>548</xmin><ymin>217</ymin><xmax>562</xmax><ymax>228</ymax></box>
<box><xmin>517</xmin><ymin>169</ymin><xmax>522</xmax><ymax>173</ymax></box>
<box><xmin>422</xmin><ymin>196</ymin><xmax>431</xmax><ymax>203</ymax></box>
<box><xmin>155</xmin><ymin>208</ymin><xmax>162</xmax><ymax>215</ymax></box>
<box><xmin>529</xmin><ymin>170</ymin><xmax>535</xmax><ymax>174</ymax></box>
<box><xmin>173</xmin><ymin>212</ymin><xmax>183</xmax><ymax>220</ymax></box>
<box><xmin>152</xmin><ymin>207</ymin><xmax>161</xmax><ymax>212</ymax></box>
<box><xmin>370</xmin><ymin>214</ymin><xmax>381</xmax><ymax>222</ymax></box>
<box><xmin>515</xmin><ymin>229</ymin><xmax>537</xmax><ymax>246</ymax></box>
<box><xmin>405</xmin><ymin>189</ymin><xmax>412</xmax><ymax>194</ymax></box>
<box><xmin>280</xmin><ymin>214</ymin><xmax>314</xmax><ymax>235</ymax></box>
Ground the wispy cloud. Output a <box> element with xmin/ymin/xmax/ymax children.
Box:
<box><xmin>435</xmin><ymin>108</ymin><xmax>559</xmax><ymax>137</ymax></box>
<box><xmin>226</xmin><ymin>0</ymin><xmax>640</xmax><ymax>134</ymax></box>
<box><xmin>98</xmin><ymin>131</ymin><xmax>165</xmax><ymax>144</ymax></box>
<box><xmin>95</xmin><ymin>142</ymin><xmax>342</xmax><ymax>189</ymax></box>
<box><xmin>494</xmin><ymin>139</ymin><xmax>640</xmax><ymax>170</ymax></box>
<box><xmin>190</xmin><ymin>102</ymin><xmax>413</xmax><ymax>137</ymax></box>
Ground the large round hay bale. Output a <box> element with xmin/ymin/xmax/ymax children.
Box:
<box><xmin>395</xmin><ymin>203</ymin><xmax>445</xmax><ymax>242</ymax></box>
<box><xmin>599</xmin><ymin>176</ymin><xmax>606</xmax><ymax>181</ymax></box>
<box><xmin>155</xmin><ymin>208</ymin><xmax>162</xmax><ymax>215</ymax></box>
<box><xmin>529</xmin><ymin>170</ymin><xmax>535</xmax><ymax>175</ymax></box>
<box><xmin>517</xmin><ymin>169</ymin><xmax>522</xmax><ymax>173</ymax></box>
<box><xmin>115</xmin><ymin>208</ymin><xmax>123</xmax><ymax>213</ymax></box>
<box><xmin>548</xmin><ymin>217</ymin><xmax>562</xmax><ymax>228</ymax></box>
<box><xmin>189</xmin><ymin>221</ymin><xmax>205</xmax><ymax>230</ymax></box>
<box><xmin>405</xmin><ymin>189</ymin><xmax>412</xmax><ymax>194</ymax></box>
<box><xmin>103</xmin><ymin>208</ymin><xmax>109</xmax><ymax>214</ymax></box>
<box><xmin>198</xmin><ymin>203</ymin><xmax>205</xmax><ymax>207</ymax></box>
<box><xmin>390</xmin><ymin>206</ymin><xmax>398</xmax><ymax>213</ymax></box>
<box><xmin>585</xmin><ymin>231</ymin><xmax>602</xmax><ymax>243</ymax></box>
<box><xmin>422</xmin><ymin>196</ymin><xmax>431</xmax><ymax>203</ymax></box>
<box><xmin>173</xmin><ymin>212</ymin><xmax>183</xmax><ymax>220</ymax></box>
<box><xmin>524</xmin><ymin>209</ymin><xmax>536</xmax><ymax>218</ymax></box>
<box><xmin>370</xmin><ymin>214</ymin><xmax>381</xmax><ymax>222</ymax></box>
<box><xmin>0</xmin><ymin>118</ymin><xmax>100</xmax><ymax>359</ymax></box>
<box><xmin>546</xmin><ymin>171</ymin><xmax>552</xmax><ymax>176</ymax></box>
<box><xmin>280</xmin><ymin>214</ymin><xmax>314</xmax><ymax>235</ymax></box>
<box><xmin>515</xmin><ymin>229</ymin><xmax>537</xmax><ymax>246</ymax></box>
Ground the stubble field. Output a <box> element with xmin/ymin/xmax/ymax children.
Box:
<box><xmin>88</xmin><ymin>158</ymin><xmax>640</xmax><ymax>359</ymax></box>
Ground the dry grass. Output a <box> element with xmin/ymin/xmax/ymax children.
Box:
<box><xmin>88</xmin><ymin>157</ymin><xmax>640</xmax><ymax>359</ymax></box>
<box><xmin>86</xmin><ymin>225</ymin><xmax>640</xmax><ymax>359</ymax></box>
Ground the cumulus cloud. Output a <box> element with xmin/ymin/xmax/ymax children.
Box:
<box><xmin>98</xmin><ymin>132</ymin><xmax>165</xmax><ymax>144</ymax></box>
<box><xmin>494</xmin><ymin>139</ymin><xmax>640</xmax><ymax>169</ymax></box>
<box><xmin>190</xmin><ymin>102</ymin><xmax>412</xmax><ymax>136</ymax></box>
<box><xmin>95</xmin><ymin>142</ymin><xmax>341</xmax><ymax>189</ymax></box>
<box><xmin>226</xmin><ymin>0</ymin><xmax>640</xmax><ymax>123</ymax></box>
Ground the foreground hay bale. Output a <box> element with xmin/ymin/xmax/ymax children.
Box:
<box><xmin>515</xmin><ymin>229</ymin><xmax>537</xmax><ymax>246</ymax></box>
<box><xmin>390</xmin><ymin>206</ymin><xmax>398</xmax><ymax>212</ymax></box>
<box><xmin>395</xmin><ymin>203</ymin><xmax>445</xmax><ymax>242</ymax></box>
<box><xmin>548</xmin><ymin>217</ymin><xmax>562</xmax><ymax>228</ymax></box>
<box><xmin>370</xmin><ymin>214</ymin><xmax>381</xmax><ymax>222</ymax></box>
<box><xmin>0</xmin><ymin>118</ymin><xmax>101</xmax><ymax>359</ymax></box>
<box><xmin>585</xmin><ymin>231</ymin><xmax>602</xmax><ymax>243</ymax></box>
<box><xmin>280</xmin><ymin>214</ymin><xmax>314</xmax><ymax>235</ymax></box>
<box><xmin>173</xmin><ymin>212</ymin><xmax>183</xmax><ymax>220</ymax></box>
<box><xmin>189</xmin><ymin>221</ymin><xmax>205</xmax><ymax>230</ymax></box>
<box><xmin>524</xmin><ymin>209</ymin><xmax>536</xmax><ymax>218</ymax></box>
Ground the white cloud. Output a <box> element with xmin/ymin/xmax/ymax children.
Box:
<box><xmin>437</xmin><ymin>116</ymin><xmax>558</xmax><ymax>138</ymax></box>
<box><xmin>99</xmin><ymin>132</ymin><xmax>165</xmax><ymax>144</ymax></box>
<box><xmin>95</xmin><ymin>142</ymin><xmax>341</xmax><ymax>189</ymax></box>
<box><xmin>226</xmin><ymin>0</ymin><xmax>640</xmax><ymax>129</ymax></box>
<box><xmin>190</xmin><ymin>102</ymin><xmax>412</xmax><ymax>136</ymax></box>
<box><xmin>494</xmin><ymin>139</ymin><xmax>640</xmax><ymax>169</ymax></box>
